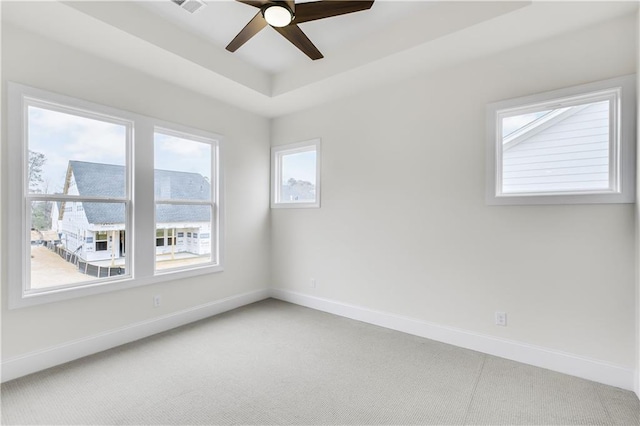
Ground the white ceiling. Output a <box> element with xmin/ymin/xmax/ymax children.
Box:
<box><xmin>139</xmin><ymin>0</ymin><xmax>440</xmax><ymax>74</ymax></box>
<box><xmin>2</xmin><ymin>1</ymin><xmax>638</xmax><ymax>117</ymax></box>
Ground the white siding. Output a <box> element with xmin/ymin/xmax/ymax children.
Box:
<box><xmin>60</xmin><ymin>172</ymin><xmax>90</xmax><ymax>254</ymax></box>
<box><xmin>155</xmin><ymin>223</ymin><xmax>211</xmax><ymax>256</ymax></box>
<box><xmin>502</xmin><ymin>101</ymin><xmax>610</xmax><ymax>193</ymax></box>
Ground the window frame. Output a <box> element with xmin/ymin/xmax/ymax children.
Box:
<box><xmin>7</xmin><ymin>82</ymin><xmax>225</xmax><ymax>309</ymax></box>
<box><xmin>486</xmin><ymin>75</ymin><xmax>636</xmax><ymax>205</ymax></box>
<box><xmin>271</xmin><ymin>139</ymin><xmax>321</xmax><ymax>209</ymax></box>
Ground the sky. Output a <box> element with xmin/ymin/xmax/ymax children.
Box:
<box><xmin>281</xmin><ymin>151</ymin><xmax>316</xmax><ymax>185</ymax></box>
<box><xmin>28</xmin><ymin>106</ymin><xmax>126</xmax><ymax>193</ymax></box>
<box><xmin>28</xmin><ymin>106</ymin><xmax>211</xmax><ymax>194</ymax></box>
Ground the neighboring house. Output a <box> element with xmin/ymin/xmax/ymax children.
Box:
<box><xmin>49</xmin><ymin>199</ymin><xmax>63</xmax><ymax>240</ymax></box>
<box><xmin>502</xmin><ymin>101</ymin><xmax>609</xmax><ymax>194</ymax></box>
<box><xmin>52</xmin><ymin>160</ymin><xmax>211</xmax><ymax>262</ymax></box>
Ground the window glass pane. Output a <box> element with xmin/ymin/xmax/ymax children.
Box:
<box><xmin>502</xmin><ymin>110</ymin><xmax>551</xmax><ymax>138</ymax></box>
<box><xmin>501</xmin><ymin>100</ymin><xmax>610</xmax><ymax>194</ymax></box>
<box><xmin>155</xmin><ymin>205</ymin><xmax>212</xmax><ymax>271</ymax></box>
<box><xmin>30</xmin><ymin>201</ymin><xmax>127</xmax><ymax>290</ymax></box>
<box><xmin>27</xmin><ymin>106</ymin><xmax>126</xmax><ymax>196</ymax></box>
<box><xmin>280</xmin><ymin>150</ymin><xmax>316</xmax><ymax>202</ymax></box>
<box><xmin>154</xmin><ymin>132</ymin><xmax>211</xmax><ymax>201</ymax></box>
<box><xmin>156</xmin><ymin>229</ymin><xmax>165</xmax><ymax>247</ymax></box>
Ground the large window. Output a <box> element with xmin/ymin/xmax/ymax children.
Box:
<box><xmin>486</xmin><ymin>75</ymin><xmax>635</xmax><ymax>205</ymax></box>
<box><xmin>271</xmin><ymin>139</ymin><xmax>321</xmax><ymax>208</ymax></box>
<box><xmin>8</xmin><ymin>82</ymin><xmax>223</xmax><ymax>308</ymax></box>
<box><xmin>154</xmin><ymin>129</ymin><xmax>217</xmax><ymax>271</ymax></box>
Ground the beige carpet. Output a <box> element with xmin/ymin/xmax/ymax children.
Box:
<box><xmin>1</xmin><ymin>299</ymin><xmax>639</xmax><ymax>425</ymax></box>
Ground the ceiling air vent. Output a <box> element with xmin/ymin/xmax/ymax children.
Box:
<box><xmin>171</xmin><ymin>0</ymin><xmax>206</xmax><ymax>14</ymax></box>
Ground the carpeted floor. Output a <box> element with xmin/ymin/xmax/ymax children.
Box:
<box><xmin>1</xmin><ymin>298</ymin><xmax>639</xmax><ymax>425</ymax></box>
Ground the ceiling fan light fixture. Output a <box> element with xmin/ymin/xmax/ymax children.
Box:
<box><xmin>263</xmin><ymin>4</ymin><xmax>293</xmax><ymax>27</ymax></box>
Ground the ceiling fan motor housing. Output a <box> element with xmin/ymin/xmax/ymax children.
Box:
<box><xmin>262</xmin><ymin>2</ymin><xmax>294</xmax><ymax>27</ymax></box>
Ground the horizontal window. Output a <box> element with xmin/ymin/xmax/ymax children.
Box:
<box><xmin>486</xmin><ymin>75</ymin><xmax>636</xmax><ymax>205</ymax></box>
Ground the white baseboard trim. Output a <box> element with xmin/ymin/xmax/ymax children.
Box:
<box><xmin>270</xmin><ymin>288</ymin><xmax>634</xmax><ymax>391</ymax></box>
<box><xmin>1</xmin><ymin>289</ymin><xmax>270</xmax><ymax>383</ymax></box>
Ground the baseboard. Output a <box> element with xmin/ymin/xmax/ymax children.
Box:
<box><xmin>270</xmin><ymin>288</ymin><xmax>634</xmax><ymax>391</ymax></box>
<box><xmin>1</xmin><ymin>289</ymin><xmax>270</xmax><ymax>383</ymax></box>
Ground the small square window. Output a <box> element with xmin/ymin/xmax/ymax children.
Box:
<box><xmin>271</xmin><ymin>139</ymin><xmax>321</xmax><ymax>208</ymax></box>
<box><xmin>486</xmin><ymin>75</ymin><xmax>636</xmax><ymax>205</ymax></box>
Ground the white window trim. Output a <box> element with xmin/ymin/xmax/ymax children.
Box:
<box><xmin>486</xmin><ymin>74</ymin><xmax>636</xmax><ymax>205</ymax></box>
<box><xmin>7</xmin><ymin>82</ymin><xmax>225</xmax><ymax>309</ymax></box>
<box><xmin>271</xmin><ymin>139</ymin><xmax>321</xmax><ymax>209</ymax></box>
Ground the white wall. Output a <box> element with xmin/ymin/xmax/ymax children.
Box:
<box><xmin>271</xmin><ymin>14</ymin><xmax>637</xmax><ymax>371</ymax></box>
<box><xmin>1</xmin><ymin>25</ymin><xmax>271</xmax><ymax>359</ymax></box>
<box><xmin>636</xmin><ymin>8</ymin><xmax>640</xmax><ymax>399</ymax></box>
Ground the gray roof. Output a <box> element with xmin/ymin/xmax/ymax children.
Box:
<box><xmin>69</xmin><ymin>161</ymin><xmax>211</xmax><ymax>224</ymax></box>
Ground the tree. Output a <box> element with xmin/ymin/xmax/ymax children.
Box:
<box><xmin>28</xmin><ymin>150</ymin><xmax>46</xmax><ymax>193</ymax></box>
<box><xmin>284</xmin><ymin>178</ymin><xmax>315</xmax><ymax>201</ymax></box>
<box><xmin>28</xmin><ymin>150</ymin><xmax>51</xmax><ymax>230</ymax></box>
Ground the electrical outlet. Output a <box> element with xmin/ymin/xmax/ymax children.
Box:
<box><xmin>153</xmin><ymin>295</ymin><xmax>162</xmax><ymax>308</ymax></box>
<box><xmin>495</xmin><ymin>311</ymin><xmax>507</xmax><ymax>326</ymax></box>
<box><xmin>310</xmin><ymin>278</ymin><xmax>316</xmax><ymax>288</ymax></box>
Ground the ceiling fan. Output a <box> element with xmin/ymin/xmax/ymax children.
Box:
<box><xmin>226</xmin><ymin>0</ymin><xmax>375</xmax><ymax>60</ymax></box>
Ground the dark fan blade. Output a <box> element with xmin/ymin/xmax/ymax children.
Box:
<box><xmin>236</xmin><ymin>0</ymin><xmax>270</xmax><ymax>8</ymax></box>
<box><xmin>274</xmin><ymin>24</ymin><xmax>323</xmax><ymax>60</ymax></box>
<box><xmin>284</xmin><ymin>0</ymin><xmax>295</xmax><ymax>13</ymax></box>
<box><xmin>293</xmin><ymin>1</ymin><xmax>374</xmax><ymax>24</ymax></box>
<box><xmin>226</xmin><ymin>11</ymin><xmax>268</xmax><ymax>52</ymax></box>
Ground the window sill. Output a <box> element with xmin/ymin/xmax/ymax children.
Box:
<box><xmin>271</xmin><ymin>202</ymin><xmax>320</xmax><ymax>209</ymax></box>
<box><xmin>486</xmin><ymin>191</ymin><xmax>634</xmax><ymax>205</ymax></box>
<box><xmin>9</xmin><ymin>264</ymin><xmax>224</xmax><ymax>310</ymax></box>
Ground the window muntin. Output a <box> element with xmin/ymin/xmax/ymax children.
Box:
<box><xmin>271</xmin><ymin>139</ymin><xmax>321</xmax><ymax>208</ymax></box>
<box><xmin>153</xmin><ymin>129</ymin><xmax>217</xmax><ymax>272</ymax></box>
<box><xmin>8</xmin><ymin>82</ymin><xmax>224</xmax><ymax>308</ymax></box>
<box><xmin>486</xmin><ymin>75</ymin><xmax>635</xmax><ymax>205</ymax></box>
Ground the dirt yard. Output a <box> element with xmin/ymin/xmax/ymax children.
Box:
<box><xmin>30</xmin><ymin>246</ymin><xmax>210</xmax><ymax>289</ymax></box>
<box><xmin>30</xmin><ymin>245</ymin><xmax>90</xmax><ymax>289</ymax></box>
